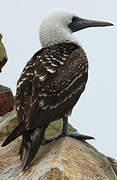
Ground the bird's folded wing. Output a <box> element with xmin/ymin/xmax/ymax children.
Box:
<box><xmin>16</xmin><ymin>43</ymin><xmax>88</xmax><ymax>129</ymax></box>
<box><xmin>32</xmin><ymin>46</ymin><xmax>88</xmax><ymax>111</ymax></box>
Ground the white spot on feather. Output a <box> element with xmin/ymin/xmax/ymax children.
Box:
<box><xmin>30</xmin><ymin>99</ymin><xmax>37</xmax><ymax>106</ymax></box>
<box><xmin>45</xmin><ymin>55</ymin><xmax>49</xmax><ymax>58</ymax></box>
<box><xmin>39</xmin><ymin>74</ymin><xmax>47</xmax><ymax>81</ymax></box>
<box><xmin>46</xmin><ymin>57</ymin><xmax>51</xmax><ymax>60</ymax></box>
<box><xmin>62</xmin><ymin>57</ymin><xmax>66</xmax><ymax>61</ymax></box>
<box><xmin>50</xmin><ymin>55</ymin><xmax>53</xmax><ymax>58</ymax></box>
<box><xmin>37</xmin><ymin>55</ymin><xmax>41</xmax><ymax>59</ymax></box>
<box><xmin>39</xmin><ymin>99</ymin><xmax>45</xmax><ymax>107</ymax></box>
<box><xmin>17</xmin><ymin>78</ymin><xmax>27</xmax><ymax>88</ymax></box>
<box><xmin>52</xmin><ymin>57</ymin><xmax>57</xmax><ymax>61</ymax></box>
<box><xmin>16</xmin><ymin>106</ymin><xmax>20</xmax><ymax>111</ymax></box>
<box><xmin>47</xmin><ymin>68</ymin><xmax>56</xmax><ymax>73</ymax></box>
<box><xmin>58</xmin><ymin>60</ymin><xmax>64</xmax><ymax>65</ymax></box>
<box><xmin>26</xmin><ymin>73</ymin><xmax>34</xmax><ymax>76</ymax></box>
<box><xmin>51</xmin><ymin>63</ymin><xmax>57</xmax><ymax>67</ymax></box>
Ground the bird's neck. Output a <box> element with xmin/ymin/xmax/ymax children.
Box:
<box><xmin>39</xmin><ymin>23</ymin><xmax>79</xmax><ymax>48</ymax></box>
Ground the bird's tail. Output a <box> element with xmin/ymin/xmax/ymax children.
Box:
<box><xmin>1</xmin><ymin>121</ymin><xmax>25</xmax><ymax>147</ymax></box>
<box><xmin>18</xmin><ymin>127</ymin><xmax>45</xmax><ymax>171</ymax></box>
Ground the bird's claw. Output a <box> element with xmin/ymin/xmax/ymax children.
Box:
<box><xmin>41</xmin><ymin>131</ymin><xmax>94</xmax><ymax>145</ymax></box>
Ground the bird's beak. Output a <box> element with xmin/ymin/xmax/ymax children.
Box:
<box><xmin>69</xmin><ymin>17</ymin><xmax>114</xmax><ymax>32</ymax></box>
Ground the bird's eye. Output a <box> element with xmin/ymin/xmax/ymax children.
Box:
<box><xmin>72</xmin><ymin>16</ymin><xmax>78</xmax><ymax>23</ymax></box>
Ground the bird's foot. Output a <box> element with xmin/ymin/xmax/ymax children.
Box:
<box><xmin>41</xmin><ymin>131</ymin><xmax>94</xmax><ymax>145</ymax></box>
<box><xmin>65</xmin><ymin>131</ymin><xmax>94</xmax><ymax>140</ymax></box>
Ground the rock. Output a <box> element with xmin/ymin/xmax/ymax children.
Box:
<box><xmin>107</xmin><ymin>157</ymin><xmax>117</xmax><ymax>176</ymax></box>
<box><xmin>0</xmin><ymin>137</ymin><xmax>117</xmax><ymax>180</ymax></box>
<box><xmin>0</xmin><ymin>111</ymin><xmax>116</xmax><ymax>179</ymax></box>
<box><xmin>0</xmin><ymin>110</ymin><xmax>18</xmax><ymax>136</ymax></box>
<box><xmin>0</xmin><ymin>33</ymin><xmax>8</xmax><ymax>72</ymax></box>
<box><xmin>0</xmin><ymin>85</ymin><xmax>14</xmax><ymax>116</ymax></box>
<box><xmin>0</xmin><ymin>58</ymin><xmax>7</xmax><ymax>73</ymax></box>
<box><xmin>45</xmin><ymin>119</ymin><xmax>76</xmax><ymax>139</ymax></box>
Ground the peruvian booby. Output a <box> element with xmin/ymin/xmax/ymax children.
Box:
<box><xmin>0</xmin><ymin>33</ymin><xmax>7</xmax><ymax>72</ymax></box>
<box><xmin>1</xmin><ymin>10</ymin><xmax>113</xmax><ymax>171</ymax></box>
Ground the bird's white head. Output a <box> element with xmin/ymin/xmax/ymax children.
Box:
<box><xmin>39</xmin><ymin>10</ymin><xmax>113</xmax><ymax>48</ymax></box>
<box><xmin>39</xmin><ymin>10</ymin><xmax>77</xmax><ymax>48</ymax></box>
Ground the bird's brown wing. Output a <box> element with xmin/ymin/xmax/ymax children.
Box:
<box><xmin>16</xmin><ymin>43</ymin><xmax>88</xmax><ymax>129</ymax></box>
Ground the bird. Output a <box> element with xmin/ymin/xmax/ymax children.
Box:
<box><xmin>0</xmin><ymin>33</ymin><xmax>7</xmax><ymax>72</ymax></box>
<box><xmin>1</xmin><ymin>10</ymin><xmax>113</xmax><ymax>171</ymax></box>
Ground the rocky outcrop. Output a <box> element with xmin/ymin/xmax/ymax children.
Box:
<box><xmin>0</xmin><ymin>111</ymin><xmax>117</xmax><ymax>179</ymax></box>
<box><xmin>0</xmin><ymin>110</ymin><xmax>18</xmax><ymax>136</ymax></box>
<box><xmin>0</xmin><ymin>85</ymin><xmax>14</xmax><ymax>116</ymax></box>
<box><xmin>0</xmin><ymin>136</ymin><xmax>117</xmax><ymax>180</ymax></box>
<box><xmin>107</xmin><ymin>157</ymin><xmax>117</xmax><ymax>177</ymax></box>
<box><xmin>0</xmin><ymin>33</ymin><xmax>7</xmax><ymax>72</ymax></box>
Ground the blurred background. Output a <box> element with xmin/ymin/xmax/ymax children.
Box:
<box><xmin>0</xmin><ymin>0</ymin><xmax>117</xmax><ymax>159</ymax></box>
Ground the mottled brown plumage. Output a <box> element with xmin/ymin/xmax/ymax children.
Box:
<box><xmin>16</xmin><ymin>43</ymin><xmax>88</xmax><ymax>128</ymax></box>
